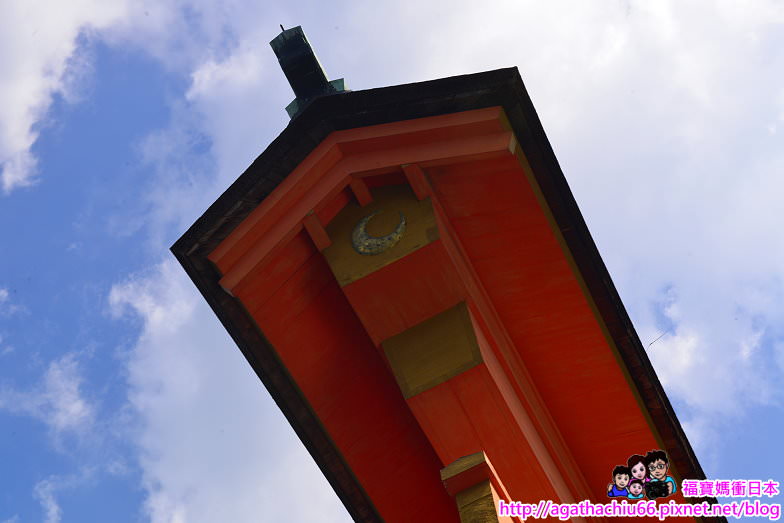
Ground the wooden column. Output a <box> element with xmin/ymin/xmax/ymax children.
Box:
<box><xmin>441</xmin><ymin>452</ymin><xmax>519</xmax><ymax>523</ymax></box>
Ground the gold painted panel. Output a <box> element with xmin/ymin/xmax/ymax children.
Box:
<box><xmin>382</xmin><ymin>303</ymin><xmax>483</xmax><ymax>399</ymax></box>
<box><xmin>323</xmin><ymin>184</ymin><xmax>439</xmax><ymax>286</ymax></box>
<box><xmin>455</xmin><ymin>481</ymin><xmax>502</xmax><ymax>523</ymax></box>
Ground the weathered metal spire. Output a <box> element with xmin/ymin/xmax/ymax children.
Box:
<box><xmin>270</xmin><ymin>26</ymin><xmax>346</xmax><ymax>118</ymax></box>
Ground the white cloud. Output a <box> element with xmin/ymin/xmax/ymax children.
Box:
<box><xmin>117</xmin><ymin>106</ymin><xmax>218</xmax><ymax>252</ymax></box>
<box><xmin>0</xmin><ymin>333</ymin><xmax>15</xmax><ymax>357</ymax></box>
<box><xmin>0</xmin><ymin>0</ymin><xmax>132</xmax><ymax>193</ymax></box>
<box><xmin>109</xmin><ymin>260</ymin><xmax>349</xmax><ymax>523</ymax></box>
<box><xmin>0</xmin><ymin>287</ymin><xmax>22</xmax><ymax>316</ymax></box>
<box><xmin>44</xmin><ymin>354</ymin><xmax>94</xmax><ymax>433</ymax></box>
<box><xmin>30</xmin><ymin>469</ymin><xmax>97</xmax><ymax>523</ymax></box>
<box><xmin>0</xmin><ymin>353</ymin><xmax>94</xmax><ymax>435</ymax></box>
<box><xmin>33</xmin><ymin>478</ymin><xmax>62</xmax><ymax>523</ymax></box>
<box><xmin>187</xmin><ymin>50</ymin><xmax>265</xmax><ymax>102</ymax></box>
<box><xmin>0</xmin><ymin>0</ymin><xmax>258</xmax><ymax>194</ymax></box>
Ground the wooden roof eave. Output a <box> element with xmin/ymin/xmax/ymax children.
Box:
<box><xmin>171</xmin><ymin>67</ymin><xmax>722</xmax><ymax>521</ymax></box>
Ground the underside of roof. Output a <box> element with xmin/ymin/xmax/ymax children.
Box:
<box><xmin>171</xmin><ymin>67</ymin><xmax>716</xmax><ymax>522</ymax></box>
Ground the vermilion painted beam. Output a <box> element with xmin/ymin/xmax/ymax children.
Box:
<box><xmin>215</xmin><ymin>124</ymin><xmax>594</xmax><ymax>504</ymax></box>
<box><xmin>356</xmin><ymin>165</ymin><xmax>597</xmax><ymax>507</ymax></box>
<box><xmin>349</xmin><ymin>178</ymin><xmax>373</xmax><ymax>206</ymax></box>
<box><xmin>209</xmin><ymin>139</ymin><xmax>344</xmax><ymax>269</ymax></box>
<box><xmin>217</xmin><ymin>132</ymin><xmax>515</xmax><ymax>293</ymax></box>
<box><xmin>303</xmin><ymin>212</ymin><xmax>331</xmax><ymax>251</ymax></box>
<box><xmin>402</xmin><ymin>164</ymin><xmax>431</xmax><ymax>200</ymax></box>
<box><xmin>249</xmin><ymin>251</ymin><xmax>460</xmax><ymax>522</ymax></box>
<box><xmin>209</xmin><ymin>107</ymin><xmax>507</xmax><ymax>270</ymax></box>
<box><xmin>441</xmin><ymin>452</ymin><xmax>522</xmax><ymax>523</ymax></box>
<box><xmin>427</xmin><ymin>189</ymin><xmax>597</xmax><ymax>507</ymax></box>
<box><xmin>208</xmin><ymin>106</ymin><xmax>650</xmax><ymax>518</ymax></box>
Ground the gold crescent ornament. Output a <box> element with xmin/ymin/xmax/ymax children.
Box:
<box><xmin>351</xmin><ymin>211</ymin><xmax>406</xmax><ymax>255</ymax></box>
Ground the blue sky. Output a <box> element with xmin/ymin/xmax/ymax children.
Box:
<box><xmin>1</xmin><ymin>2</ymin><xmax>783</xmax><ymax>522</ymax></box>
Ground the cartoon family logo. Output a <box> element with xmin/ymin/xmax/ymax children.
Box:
<box><xmin>607</xmin><ymin>450</ymin><xmax>677</xmax><ymax>501</ymax></box>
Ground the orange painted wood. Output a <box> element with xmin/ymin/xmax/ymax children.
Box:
<box><xmin>402</xmin><ymin>164</ymin><xmax>431</xmax><ymax>200</ymax></box>
<box><xmin>315</xmin><ymin>186</ymin><xmax>351</xmax><ymax>225</ymax></box>
<box><xmin>217</xmin><ymin>131</ymin><xmax>514</xmax><ymax>293</ymax></box>
<box><xmin>250</xmin><ymin>252</ymin><xmax>460</xmax><ymax>522</ymax></box>
<box><xmin>233</xmin><ymin>230</ymin><xmax>316</xmax><ymax>313</ymax></box>
<box><xmin>349</xmin><ymin>178</ymin><xmax>373</xmax><ymax>206</ymax></box>
<box><xmin>337</xmin><ymin>213</ymin><xmax>583</xmax><ymax>511</ymax></box>
<box><xmin>441</xmin><ymin>454</ymin><xmax>494</xmax><ymax>497</ymax></box>
<box><xmin>406</xmin><ymin>365</ymin><xmax>560</xmax><ymax>504</ymax></box>
<box><xmin>303</xmin><ymin>212</ymin><xmax>331</xmax><ymax>251</ymax></box>
<box><xmin>363</xmin><ymin>171</ymin><xmax>407</xmax><ymax>188</ymax></box>
<box><xmin>210</xmin><ymin>107</ymin><xmax>508</xmax><ymax>272</ymax></box>
<box><xmin>217</xmin><ymin>166</ymin><xmax>352</xmax><ymax>293</ymax></box>
<box><xmin>428</xmin><ymin>155</ymin><xmax>664</xmax><ymax>503</ymax></box>
<box><xmin>338</xmin><ymin>132</ymin><xmax>514</xmax><ymax>177</ymax></box>
<box><xmin>210</xmin><ymin>141</ymin><xmax>344</xmax><ymax>269</ymax></box>
<box><xmin>441</xmin><ymin>453</ymin><xmax>521</xmax><ymax>523</ymax></box>
<box><xmin>341</xmin><ymin>241</ymin><xmax>465</xmax><ymax>345</ymax></box>
<box><xmin>396</xmin><ymin>167</ymin><xmax>596</xmax><ymax>504</ymax></box>
<box><xmin>470</xmin><ymin>307</ymin><xmax>582</xmax><ymax>506</ymax></box>
<box><xmin>333</xmin><ymin>106</ymin><xmax>506</xmax><ymax>152</ymax></box>
<box><xmin>338</xmin><ymin>118</ymin><xmax>508</xmax><ymax>157</ymax></box>
<box><xmin>209</xmin><ymin>108</ymin><xmax>693</xmax><ymax>517</ymax></box>
<box><xmin>390</xmin><ymin>302</ymin><xmax>581</xmax><ymax>509</ymax></box>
